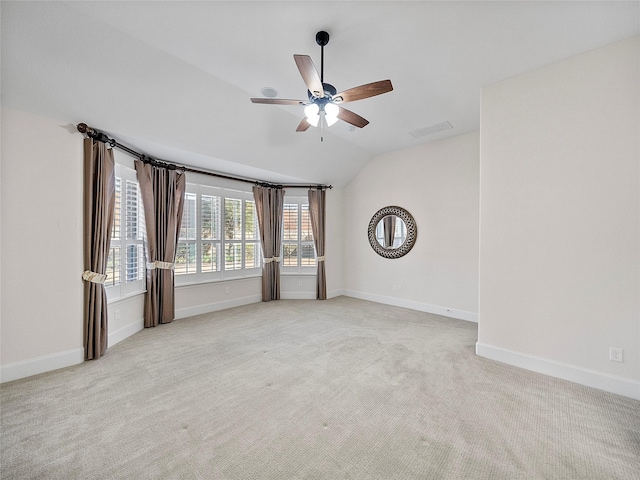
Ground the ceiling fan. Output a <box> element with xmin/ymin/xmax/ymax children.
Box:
<box><xmin>250</xmin><ymin>31</ymin><xmax>393</xmax><ymax>139</ymax></box>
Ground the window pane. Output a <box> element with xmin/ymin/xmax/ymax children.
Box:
<box><xmin>224</xmin><ymin>243</ymin><xmax>242</xmax><ymax>270</ymax></box>
<box><xmin>175</xmin><ymin>242</ymin><xmax>196</xmax><ymax>274</ymax></box>
<box><xmin>137</xmin><ymin>185</ymin><xmax>146</xmax><ymax>241</ymax></box>
<box><xmin>112</xmin><ymin>178</ymin><xmax>121</xmax><ymax>240</ymax></box>
<box><xmin>282</xmin><ymin>243</ymin><xmax>298</xmax><ymax>266</ymax></box>
<box><xmin>245</xmin><ymin>200</ymin><xmax>257</xmax><ymax>240</ymax></box>
<box><xmin>301</xmin><ymin>244</ymin><xmax>316</xmax><ymax>267</ymax></box>
<box><xmin>301</xmin><ymin>204</ymin><xmax>313</xmax><ymax>241</ymax></box>
<box><xmin>125</xmin><ymin>181</ymin><xmax>140</xmax><ymax>240</ymax></box>
<box><xmin>224</xmin><ymin>198</ymin><xmax>242</xmax><ymax>240</ymax></box>
<box><xmin>126</xmin><ymin>244</ymin><xmax>145</xmax><ymax>282</ymax></box>
<box><xmin>283</xmin><ymin>204</ymin><xmax>298</xmax><ymax>240</ymax></box>
<box><xmin>180</xmin><ymin>193</ymin><xmax>197</xmax><ymax>240</ymax></box>
<box><xmin>201</xmin><ymin>242</ymin><xmax>219</xmax><ymax>273</ymax></box>
<box><xmin>245</xmin><ymin>243</ymin><xmax>261</xmax><ymax>269</ymax></box>
<box><xmin>201</xmin><ymin>195</ymin><xmax>220</xmax><ymax>240</ymax></box>
<box><xmin>106</xmin><ymin>246</ymin><xmax>120</xmax><ymax>286</ymax></box>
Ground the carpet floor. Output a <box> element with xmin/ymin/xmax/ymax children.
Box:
<box><xmin>1</xmin><ymin>297</ymin><xmax>639</xmax><ymax>479</ymax></box>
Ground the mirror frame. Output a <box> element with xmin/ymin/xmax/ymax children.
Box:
<box><xmin>367</xmin><ymin>206</ymin><xmax>417</xmax><ymax>259</ymax></box>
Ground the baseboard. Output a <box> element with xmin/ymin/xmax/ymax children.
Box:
<box><xmin>327</xmin><ymin>289</ymin><xmax>346</xmax><ymax>299</ymax></box>
<box><xmin>108</xmin><ymin>319</ymin><xmax>144</xmax><ymax>347</ymax></box>
<box><xmin>0</xmin><ymin>348</ymin><xmax>84</xmax><ymax>384</ymax></box>
<box><xmin>476</xmin><ymin>342</ymin><xmax>640</xmax><ymax>400</ymax></box>
<box><xmin>344</xmin><ymin>290</ymin><xmax>478</xmax><ymax>323</ymax></box>
<box><xmin>175</xmin><ymin>294</ymin><xmax>262</xmax><ymax>319</ymax></box>
<box><xmin>281</xmin><ymin>289</ymin><xmax>346</xmax><ymax>300</ymax></box>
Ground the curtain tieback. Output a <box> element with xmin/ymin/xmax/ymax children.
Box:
<box><xmin>263</xmin><ymin>256</ymin><xmax>281</xmax><ymax>264</ymax></box>
<box><xmin>82</xmin><ymin>270</ymin><xmax>107</xmax><ymax>284</ymax></box>
<box><xmin>316</xmin><ymin>256</ymin><xmax>325</xmax><ymax>262</ymax></box>
<box><xmin>146</xmin><ymin>261</ymin><xmax>175</xmax><ymax>270</ymax></box>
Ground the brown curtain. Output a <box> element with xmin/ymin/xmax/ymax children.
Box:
<box><xmin>308</xmin><ymin>188</ymin><xmax>327</xmax><ymax>300</ymax></box>
<box><xmin>135</xmin><ymin>160</ymin><xmax>186</xmax><ymax>327</ymax></box>
<box><xmin>383</xmin><ymin>215</ymin><xmax>396</xmax><ymax>248</ymax></box>
<box><xmin>253</xmin><ymin>186</ymin><xmax>285</xmax><ymax>301</ymax></box>
<box><xmin>82</xmin><ymin>139</ymin><xmax>115</xmax><ymax>360</ymax></box>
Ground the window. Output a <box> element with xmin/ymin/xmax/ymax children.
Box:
<box><xmin>175</xmin><ymin>193</ymin><xmax>197</xmax><ymax>275</ymax></box>
<box><xmin>106</xmin><ymin>164</ymin><xmax>146</xmax><ymax>300</ymax></box>
<box><xmin>201</xmin><ymin>194</ymin><xmax>221</xmax><ymax>273</ymax></box>
<box><xmin>282</xmin><ymin>196</ymin><xmax>316</xmax><ymax>273</ymax></box>
<box><xmin>175</xmin><ymin>185</ymin><xmax>260</xmax><ymax>283</ymax></box>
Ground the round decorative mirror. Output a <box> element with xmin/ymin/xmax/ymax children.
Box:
<box><xmin>367</xmin><ymin>206</ymin><xmax>417</xmax><ymax>259</ymax></box>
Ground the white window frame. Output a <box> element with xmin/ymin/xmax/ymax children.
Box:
<box><xmin>106</xmin><ymin>162</ymin><xmax>146</xmax><ymax>302</ymax></box>
<box><xmin>281</xmin><ymin>196</ymin><xmax>316</xmax><ymax>274</ymax></box>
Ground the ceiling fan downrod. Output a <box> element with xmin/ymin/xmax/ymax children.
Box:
<box><xmin>316</xmin><ymin>31</ymin><xmax>329</xmax><ymax>83</ymax></box>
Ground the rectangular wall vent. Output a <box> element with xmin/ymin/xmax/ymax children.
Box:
<box><xmin>409</xmin><ymin>121</ymin><xmax>453</xmax><ymax>139</ymax></box>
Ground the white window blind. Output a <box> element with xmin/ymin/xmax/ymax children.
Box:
<box><xmin>282</xmin><ymin>196</ymin><xmax>316</xmax><ymax>273</ymax></box>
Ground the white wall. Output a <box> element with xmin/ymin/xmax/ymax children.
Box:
<box><xmin>477</xmin><ymin>36</ymin><xmax>640</xmax><ymax>399</ymax></box>
<box><xmin>175</xmin><ymin>277</ymin><xmax>262</xmax><ymax>317</ymax></box>
<box><xmin>325</xmin><ymin>186</ymin><xmax>346</xmax><ymax>298</ymax></box>
<box><xmin>107</xmin><ymin>294</ymin><xmax>145</xmax><ymax>346</ymax></box>
<box><xmin>344</xmin><ymin>131</ymin><xmax>480</xmax><ymax>321</ymax></box>
<box><xmin>1</xmin><ymin>108</ymin><xmax>85</xmax><ymax>380</ymax></box>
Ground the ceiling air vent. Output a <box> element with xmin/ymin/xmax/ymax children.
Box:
<box><xmin>260</xmin><ymin>87</ymin><xmax>279</xmax><ymax>98</ymax></box>
<box><xmin>409</xmin><ymin>121</ymin><xmax>453</xmax><ymax>139</ymax></box>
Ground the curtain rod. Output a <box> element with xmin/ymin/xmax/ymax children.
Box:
<box><xmin>76</xmin><ymin>123</ymin><xmax>332</xmax><ymax>190</ymax></box>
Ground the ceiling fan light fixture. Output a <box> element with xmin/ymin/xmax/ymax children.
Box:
<box><xmin>324</xmin><ymin>103</ymin><xmax>339</xmax><ymax>126</ymax></box>
<box><xmin>304</xmin><ymin>103</ymin><xmax>320</xmax><ymax>126</ymax></box>
<box><xmin>325</xmin><ymin>115</ymin><xmax>338</xmax><ymax>127</ymax></box>
<box><xmin>325</xmin><ymin>103</ymin><xmax>339</xmax><ymax>117</ymax></box>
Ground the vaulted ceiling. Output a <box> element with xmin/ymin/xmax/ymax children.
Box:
<box><xmin>2</xmin><ymin>1</ymin><xmax>638</xmax><ymax>187</ymax></box>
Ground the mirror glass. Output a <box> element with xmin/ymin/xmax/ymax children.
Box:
<box><xmin>374</xmin><ymin>215</ymin><xmax>407</xmax><ymax>249</ymax></box>
<box><xmin>367</xmin><ymin>206</ymin><xmax>417</xmax><ymax>259</ymax></box>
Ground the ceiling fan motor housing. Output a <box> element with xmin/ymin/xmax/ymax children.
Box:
<box><xmin>308</xmin><ymin>83</ymin><xmax>337</xmax><ymax>106</ymax></box>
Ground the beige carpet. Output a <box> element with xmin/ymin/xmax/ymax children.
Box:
<box><xmin>1</xmin><ymin>297</ymin><xmax>639</xmax><ymax>479</ymax></box>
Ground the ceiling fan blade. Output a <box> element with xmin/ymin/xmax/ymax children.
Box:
<box><xmin>250</xmin><ymin>98</ymin><xmax>305</xmax><ymax>105</ymax></box>
<box><xmin>294</xmin><ymin>54</ymin><xmax>324</xmax><ymax>98</ymax></box>
<box><xmin>296</xmin><ymin>118</ymin><xmax>311</xmax><ymax>132</ymax></box>
<box><xmin>337</xmin><ymin>107</ymin><xmax>369</xmax><ymax>128</ymax></box>
<box><xmin>333</xmin><ymin>80</ymin><xmax>393</xmax><ymax>103</ymax></box>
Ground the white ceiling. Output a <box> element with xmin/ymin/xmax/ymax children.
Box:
<box><xmin>2</xmin><ymin>1</ymin><xmax>639</xmax><ymax>187</ymax></box>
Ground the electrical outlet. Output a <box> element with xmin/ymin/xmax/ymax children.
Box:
<box><xmin>115</xmin><ymin>310</ymin><xmax>120</xmax><ymax>320</ymax></box>
<box><xmin>224</xmin><ymin>286</ymin><xmax>230</xmax><ymax>294</ymax></box>
<box><xmin>298</xmin><ymin>280</ymin><xmax>303</xmax><ymax>287</ymax></box>
<box><xmin>609</xmin><ymin>347</ymin><xmax>624</xmax><ymax>363</ymax></box>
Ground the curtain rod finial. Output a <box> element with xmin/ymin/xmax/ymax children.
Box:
<box><xmin>77</xmin><ymin>123</ymin><xmax>92</xmax><ymax>134</ymax></box>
